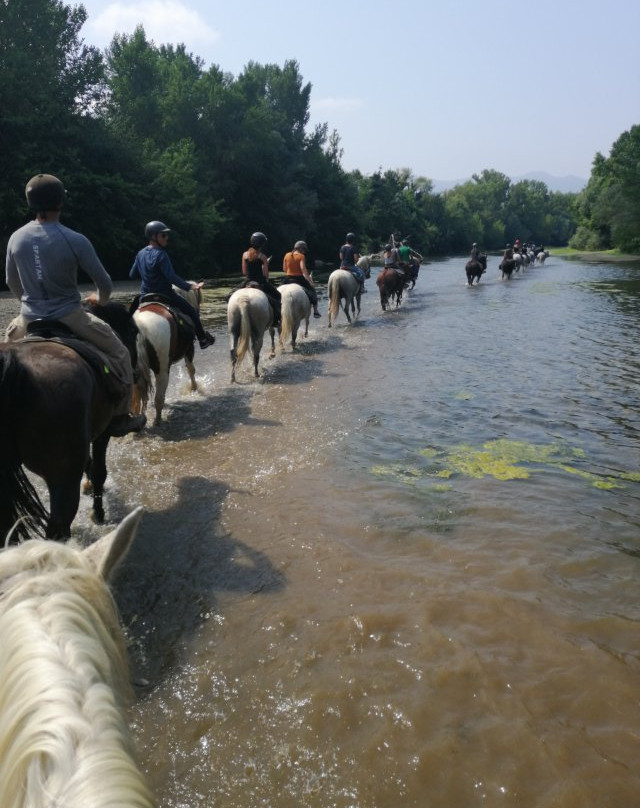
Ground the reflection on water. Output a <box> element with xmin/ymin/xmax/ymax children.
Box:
<box><xmin>2</xmin><ymin>256</ymin><xmax>640</xmax><ymax>806</ymax></box>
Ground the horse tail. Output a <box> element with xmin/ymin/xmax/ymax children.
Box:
<box><xmin>279</xmin><ymin>290</ymin><xmax>293</xmax><ymax>347</ymax></box>
<box><xmin>131</xmin><ymin>332</ymin><xmax>153</xmax><ymax>415</ymax></box>
<box><xmin>328</xmin><ymin>275</ymin><xmax>340</xmax><ymax>324</ymax></box>
<box><xmin>0</xmin><ymin>349</ymin><xmax>48</xmax><ymax>541</ymax></box>
<box><xmin>234</xmin><ymin>298</ymin><xmax>252</xmax><ymax>368</ymax></box>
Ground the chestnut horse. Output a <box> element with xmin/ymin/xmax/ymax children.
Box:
<box><xmin>0</xmin><ymin>303</ymin><xmax>141</xmax><ymax>542</ymax></box>
<box><xmin>376</xmin><ymin>267</ymin><xmax>406</xmax><ymax>310</ymax></box>
<box><xmin>0</xmin><ymin>507</ymin><xmax>155</xmax><ymax>808</ymax></box>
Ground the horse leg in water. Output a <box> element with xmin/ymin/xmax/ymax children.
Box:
<box><xmin>46</xmin><ymin>476</ymin><xmax>83</xmax><ymax>539</ymax></box>
<box><xmin>84</xmin><ymin>430</ymin><xmax>111</xmax><ymax>525</ymax></box>
<box><xmin>342</xmin><ymin>294</ymin><xmax>353</xmax><ymax>323</ymax></box>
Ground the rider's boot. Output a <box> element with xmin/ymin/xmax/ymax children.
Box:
<box><xmin>199</xmin><ymin>331</ymin><xmax>215</xmax><ymax>349</ymax></box>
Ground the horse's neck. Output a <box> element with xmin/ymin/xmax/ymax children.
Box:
<box><xmin>173</xmin><ymin>285</ymin><xmax>200</xmax><ymax>309</ymax></box>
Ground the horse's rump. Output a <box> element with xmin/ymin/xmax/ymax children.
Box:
<box><xmin>279</xmin><ymin>282</ymin><xmax>310</xmax><ymax>348</ymax></box>
<box><xmin>227</xmin><ymin>287</ymin><xmax>272</xmax><ymax>378</ymax></box>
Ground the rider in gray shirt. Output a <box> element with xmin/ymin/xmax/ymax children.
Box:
<box><xmin>5</xmin><ymin>174</ymin><xmax>145</xmax><ymax>436</ymax></box>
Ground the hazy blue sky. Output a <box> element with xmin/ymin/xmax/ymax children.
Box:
<box><xmin>80</xmin><ymin>0</ymin><xmax>640</xmax><ymax>182</ymax></box>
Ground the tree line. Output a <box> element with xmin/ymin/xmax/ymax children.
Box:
<box><xmin>1</xmin><ymin>0</ymin><xmax>638</xmax><ymax>285</ymax></box>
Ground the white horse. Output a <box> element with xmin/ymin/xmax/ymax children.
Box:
<box><xmin>133</xmin><ymin>286</ymin><xmax>204</xmax><ymax>424</ymax></box>
<box><xmin>278</xmin><ymin>282</ymin><xmax>310</xmax><ymax>351</ymax></box>
<box><xmin>537</xmin><ymin>250</ymin><xmax>549</xmax><ymax>265</ymax></box>
<box><xmin>227</xmin><ymin>287</ymin><xmax>276</xmax><ymax>382</ymax></box>
<box><xmin>513</xmin><ymin>251</ymin><xmax>524</xmax><ymax>272</ymax></box>
<box><xmin>327</xmin><ymin>269</ymin><xmax>361</xmax><ymax>328</ymax></box>
<box><xmin>0</xmin><ymin>508</ymin><xmax>154</xmax><ymax>808</ymax></box>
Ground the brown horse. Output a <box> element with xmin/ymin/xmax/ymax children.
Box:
<box><xmin>376</xmin><ymin>267</ymin><xmax>406</xmax><ymax>310</ymax></box>
<box><xmin>0</xmin><ymin>303</ymin><xmax>140</xmax><ymax>542</ymax></box>
<box><xmin>499</xmin><ymin>257</ymin><xmax>517</xmax><ymax>280</ymax></box>
<box><xmin>465</xmin><ymin>254</ymin><xmax>487</xmax><ymax>286</ymax></box>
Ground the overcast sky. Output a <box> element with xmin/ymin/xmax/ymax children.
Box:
<box><xmin>79</xmin><ymin>0</ymin><xmax>640</xmax><ymax>182</ymax></box>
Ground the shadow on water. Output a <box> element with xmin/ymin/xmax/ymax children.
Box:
<box><xmin>144</xmin><ymin>388</ymin><xmax>261</xmax><ymax>442</ymax></box>
<box><xmin>111</xmin><ymin>475</ymin><xmax>286</xmax><ymax>686</ymax></box>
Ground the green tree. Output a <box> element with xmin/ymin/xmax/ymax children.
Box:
<box><xmin>0</xmin><ymin>0</ymin><xmax>106</xmax><ymax>244</ymax></box>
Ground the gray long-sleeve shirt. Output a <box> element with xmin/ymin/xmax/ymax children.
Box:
<box><xmin>5</xmin><ymin>219</ymin><xmax>112</xmax><ymax>319</ymax></box>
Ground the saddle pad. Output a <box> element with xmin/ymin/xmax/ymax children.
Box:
<box><xmin>22</xmin><ymin>328</ymin><xmax>127</xmax><ymax>402</ymax></box>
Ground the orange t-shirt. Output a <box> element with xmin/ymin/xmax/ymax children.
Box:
<box><xmin>283</xmin><ymin>250</ymin><xmax>304</xmax><ymax>276</ymax></box>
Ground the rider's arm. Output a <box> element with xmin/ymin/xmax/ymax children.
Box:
<box><xmin>300</xmin><ymin>255</ymin><xmax>313</xmax><ymax>284</ymax></box>
<box><xmin>5</xmin><ymin>242</ymin><xmax>23</xmax><ymax>300</ymax></box>
<box><xmin>159</xmin><ymin>252</ymin><xmax>191</xmax><ymax>292</ymax></box>
<box><xmin>73</xmin><ymin>233</ymin><xmax>113</xmax><ymax>305</ymax></box>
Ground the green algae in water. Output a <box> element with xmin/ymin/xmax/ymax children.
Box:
<box><xmin>373</xmin><ymin>439</ymin><xmax>638</xmax><ymax>491</ymax></box>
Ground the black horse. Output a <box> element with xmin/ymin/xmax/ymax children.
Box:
<box><xmin>0</xmin><ymin>302</ymin><xmax>141</xmax><ymax>542</ymax></box>
<box><xmin>499</xmin><ymin>257</ymin><xmax>516</xmax><ymax>279</ymax></box>
<box><xmin>465</xmin><ymin>254</ymin><xmax>487</xmax><ymax>286</ymax></box>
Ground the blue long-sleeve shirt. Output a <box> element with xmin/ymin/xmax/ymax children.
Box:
<box><xmin>129</xmin><ymin>246</ymin><xmax>191</xmax><ymax>295</ymax></box>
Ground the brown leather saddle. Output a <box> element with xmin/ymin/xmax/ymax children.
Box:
<box><xmin>135</xmin><ymin>294</ymin><xmax>196</xmax><ymax>358</ymax></box>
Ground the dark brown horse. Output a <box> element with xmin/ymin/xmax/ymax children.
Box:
<box><xmin>465</xmin><ymin>254</ymin><xmax>487</xmax><ymax>286</ymax></box>
<box><xmin>499</xmin><ymin>257</ymin><xmax>516</xmax><ymax>279</ymax></box>
<box><xmin>0</xmin><ymin>303</ymin><xmax>140</xmax><ymax>542</ymax></box>
<box><xmin>376</xmin><ymin>267</ymin><xmax>406</xmax><ymax>311</ymax></box>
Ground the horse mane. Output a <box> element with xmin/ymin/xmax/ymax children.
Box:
<box><xmin>0</xmin><ymin>539</ymin><xmax>154</xmax><ymax>808</ymax></box>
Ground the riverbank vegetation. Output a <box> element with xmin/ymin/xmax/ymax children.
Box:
<box><xmin>1</xmin><ymin>0</ymin><xmax>638</xmax><ymax>279</ymax></box>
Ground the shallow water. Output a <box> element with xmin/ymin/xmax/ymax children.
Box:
<box><xmin>3</xmin><ymin>255</ymin><xmax>640</xmax><ymax>806</ymax></box>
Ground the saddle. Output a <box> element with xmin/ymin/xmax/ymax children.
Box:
<box><xmin>23</xmin><ymin>320</ymin><xmax>126</xmax><ymax>402</ymax></box>
<box><xmin>137</xmin><ymin>294</ymin><xmax>197</xmax><ymax>341</ymax></box>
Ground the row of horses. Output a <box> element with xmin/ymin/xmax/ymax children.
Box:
<box><xmin>466</xmin><ymin>249</ymin><xmax>549</xmax><ymax>285</ymax></box>
<box><xmin>0</xmin><ymin>253</ymin><xmax>420</xmax><ymax>805</ymax></box>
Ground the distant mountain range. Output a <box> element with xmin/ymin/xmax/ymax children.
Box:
<box><xmin>432</xmin><ymin>171</ymin><xmax>587</xmax><ymax>194</ymax></box>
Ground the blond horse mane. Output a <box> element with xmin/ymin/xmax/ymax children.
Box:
<box><xmin>0</xmin><ymin>523</ymin><xmax>154</xmax><ymax>807</ymax></box>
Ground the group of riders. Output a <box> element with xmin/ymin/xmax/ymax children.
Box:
<box><xmin>469</xmin><ymin>238</ymin><xmax>548</xmax><ymax>269</ymax></box>
<box><xmin>6</xmin><ymin>172</ymin><xmax>407</xmax><ymax>440</ymax></box>
<box><xmin>382</xmin><ymin>240</ymin><xmax>422</xmax><ymax>285</ymax></box>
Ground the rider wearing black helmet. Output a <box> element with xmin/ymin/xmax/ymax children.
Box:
<box><xmin>281</xmin><ymin>239</ymin><xmax>321</xmax><ymax>317</ymax></box>
<box><xmin>239</xmin><ymin>232</ymin><xmax>281</xmax><ymax>325</ymax></box>
<box><xmin>5</xmin><ymin>173</ymin><xmax>146</xmax><ymax>437</ymax></box>
<box><xmin>130</xmin><ymin>222</ymin><xmax>215</xmax><ymax>349</ymax></box>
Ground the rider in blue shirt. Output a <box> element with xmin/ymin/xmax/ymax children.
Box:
<box><xmin>129</xmin><ymin>221</ymin><xmax>215</xmax><ymax>349</ymax></box>
<box><xmin>339</xmin><ymin>232</ymin><xmax>365</xmax><ymax>292</ymax></box>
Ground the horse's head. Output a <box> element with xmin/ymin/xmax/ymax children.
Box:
<box><xmin>356</xmin><ymin>256</ymin><xmax>372</xmax><ymax>278</ymax></box>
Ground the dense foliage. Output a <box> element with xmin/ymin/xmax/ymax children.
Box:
<box><xmin>569</xmin><ymin>125</ymin><xmax>640</xmax><ymax>254</ymax></box>
<box><xmin>1</xmin><ymin>0</ymin><xmax>637</xmax><ymax>283</ymax></box>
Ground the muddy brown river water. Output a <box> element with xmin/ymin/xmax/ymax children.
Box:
<box><xmin>2</xmin><ymin>254</ymin><xmax>639</xmax><ymax>807</ymax></box>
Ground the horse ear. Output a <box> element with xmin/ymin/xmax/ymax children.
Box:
<box><xmin>83</xmin><ymin>506</ymin><xmax>144</xmax><ymax>581</ymax></box>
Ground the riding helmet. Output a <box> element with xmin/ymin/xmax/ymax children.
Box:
<box><xmin>250</xmin><ymin>231</ymin><xmax>267</xmax><ymax>248</ymax></box>
<box><xmin>294</xmin><ymin>240</ymin><xmax>308</xmax><ymax>253</ymax></box>
<box><xmin>345</xmin><ymin>232</ymin><xmax>356</xmax><ymax>244</ymax></box>
<box><xmin>25</xmin><ymin>174</ymin><xmax>66</xmax><ymax>211</ymax></box>
<box><xmin>145</xmin><ymin>220</ymin><xmax>171</xmax><ymax>239</ymax></box>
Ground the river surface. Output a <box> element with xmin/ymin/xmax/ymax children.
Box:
<box><xmin>3</xmin><ymin>254</ymin><xmax>639</xmax><ymax>807</ymax></box>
